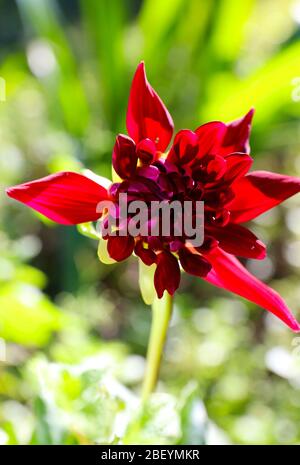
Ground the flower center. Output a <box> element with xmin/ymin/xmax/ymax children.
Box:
<box><xmin>105</xmin><ymin>154</ymin><xmax>234</xmax><ymax>255</ymax></box>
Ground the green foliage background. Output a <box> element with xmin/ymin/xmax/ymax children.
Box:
<box><xmin>1</xmin><ymin>0</ymin><xmax>300</xmax><ymax>445</ymax></box>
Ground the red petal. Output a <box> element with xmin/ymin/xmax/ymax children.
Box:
<box><xmin>134</xmin><ymin>240</ymin><xmax>157</xmax><ymax>265</ymax></box>
<box><xmin>218</xmin><ymin>109</ymin><xmax>254</xmax><ymax>156</ymax></box>
<box><xmin>126</xmin><ymin>62</ymin><xmax>174</xmax><ymax>151</ymax></box>
<box><xmin>112</xmin><ymin>134</ymin><xmax>137</xmax><ymax>179</ymax></box>
<box><xmin>223</xmin><ymin>153</ymin><xmax>253</xmax><ymax>184</ymax></box>
<box><xmin>195</xmin><ymin>121</ymin><xmax>227</xmax><ymax>157</ymax></box>
<box><xmin>137</xmin><ymin>138</ymin><xmax>157</xmax><ymax>164</ymax></box>
<box><xmin>107</xmin><ymin>235</ymin><xmax>135</xmax><ymax>262</ymax></box>
<box><xmin>6</xmin><ymin>171</ymin><xmax>109</xmax><ymax>225</ymax></box>
<box><xmin>167</xmin><ymin>130</ymin><xmax>199</xmax><ymax>165</ymax></box>
<box><xmin>208</xmin><ymin>223</ymin><xmax>266</xmax><ymax>259</ymax></box>
<box><xmin>154</xmin><ymin>251</ymin><xmax>180</xmax><ymax>298</ymax></box>
<box><xmin>179</xmin><ymin>247</ymin><xmax>212</xmax><ymax>277</ymax></box>
<box><xmin>195</xmin><ymin>110</ymin><xmax>254</xmax><ymax>158</ymax></box>
<box><xmin>229</xmin><ymin>170</ymin><xmax>300</xmax><ymax>223</ymax></box>
<box><xmin>195</xmin><ymin>236</ymin><xmax>218</xmax><ymax>254</ymax></box>
<box><xmin>204</xmin><ymin>248</ymin><xmax>300</xmax><ymax>332</ymax></box>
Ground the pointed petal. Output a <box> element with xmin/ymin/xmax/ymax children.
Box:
<box><xmin>82</xmin><ymin>169</ymin><xmax>112</xmax><ymax>189</ymax></box>
<box><xmin>112</xmin><ymin>134</ymin><xmax>137</xmax><ymax>180</ymax></box>
<box><xmin>208</xmin><ymin>223</ymin><xmax>266</xmax><ymax>259</ymax></box>
<box><xmin>195</xmin><ymin>110</ymin><xmax>254</xmax><ymax>158</ymax></box>
<box><xmin>229</xmin><ymin>170</ymin><xmax>300</xmax><ymax>223</ymax></box>
<box><xmin>107</xmin><ymin>235</ymin><xmax>135</xmax><ymax>262</ymax></box>
<box><xmin>6</xmin><ymin>171</ymin><xmax>109</xmax><ymax>225</ymax></box>
<box><xmin>219</xmin><ymin>109</ymin><xmax>254</xmax><ymax>156</ymax></box>
<box><xmin>126</xmin><ymin>62</ymin><xmax>174</xmax><ymax>151</ymax></box>
<box><xmin>179</xmin><ymin>247</ymin><xmax>212</xmax><ymax>277</ymax></box>
<box><xmin>195</xmin><ymin>121</ymin><xmax>227</xmax><ymax>157</ymax></box>
<box><xmin>154</xmin><ymin>251</ymin><xmax>180</xmax><ymax>298</ymax></box>
<box><xmin>204</xmin><ymin>248</ymin><xmax>300</xmax><ymax>332</ymax></box>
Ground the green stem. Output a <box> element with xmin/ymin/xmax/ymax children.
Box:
<box><xmin>142</xmin><ymin>292</ymin><xmax>173</xmax><ymax>401</ymax></box>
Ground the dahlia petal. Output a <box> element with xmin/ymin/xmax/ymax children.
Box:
<box><xmin>204</xmin><ymin>248</ymin><xmax>300</xmax><ymax>332</ymax></box>
<box><xmin>154</xmin><ymin>251</ymin><xmax>181</xmax><ymax>298</ymax></box>
<box><xmin>107</xmin><ymin>235</ymin><xmax>135</xmax><ymax>262</ymax></box>
<box><xmin>223</xmin><ymin>153</ymin><xmax>253</xmax><ymax>184</ymax></box>
<box><xmin>195</xmin><ymin>121</ymin><xmax>227</xmax><ymax>157</ymax></box>
<box><xmin>179</xmin><ymin>247</ymin><xmax>212</xmax><ymax>277</ymax></box>
<box><xmin>137</xmin><ymin>138</ymin><xmax>157</xmax><ymax>164</ymax></box>
<box><xmin>82</xmin><ymin>169</ymin><xmax>112</xmax><ymax>189</ymax></box>
<box><xmin>134</xmin><ymin>240</ymin><xmax>157</xmax><ymax>266</ymax></box>
<box><xmin>219</xmin><ymin>109</ymin><xmax>254</xmax><ymax>156</ymax></box>
<box><xmin>6</xmin><ymin>171</ymin><xmax>109</xmax><ymax>225</ymax></box>
<box><xmin>229</xmin><ymin>171</ymin><xmax>300</xmax><ymax>223</ymax></box>
<box><xmin>205</xmin><ymin>155</ymin><xmax>227</xmax><ymax>181</ymax></box>
<box><xmin>126</xmin><ymin>62</ymin><xmax>174</xmax><ymax>151</ymax></box>
<box><xmin>112</xmin><ymin>134</ymin><xmax>137</xmax><ymax>180</ymax></box>
<box><xmin>195</xmin><ymin>236</ymin><xmax>218</xmax><ymax>254</ymax></box>
<box><xmin>167</xmin><ymin>130</ymin><xmax>199</xmax><ymax>165</ymax></box>
<box><xmin>137</xmin><ymin>164</ymin><xmax>160</xmax><ymax>182</ymax></box>
<box><xmin>208</xmin><ymin>223</ymin><xmax>266</xmax><ymax>259</ymax></box>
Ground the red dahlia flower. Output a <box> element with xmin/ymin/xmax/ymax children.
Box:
<box><xmin>6</xmin><ymin>62</ymin><xmax>300</xmax><ymax>332</ymax></box>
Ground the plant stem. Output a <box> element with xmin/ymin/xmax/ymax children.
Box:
<box><xmin>142</xmin><ymin>292</ymin><xmax>173</xmax><ymax>401</ymax></box>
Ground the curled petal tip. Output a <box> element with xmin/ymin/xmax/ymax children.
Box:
<box><xmin>290</xmin><ymin>318</ymin><xmax>300</xmax><ymax>333</ymax></box>
<box><xmin>247</xmin><ymin>107</ymin><xmax>255</xmax><ymax>116</ymax></box>
<box><xmin>6</xmin><ymin>184</ymin><xmax>30</xmax><ymax>202</ymax></box>
<box><xmin>244</xmin><ymin>108</ymin><xmax>255</xmax><ymax>124</ymax></box>
<box><xmin>6</xmin><ymin>186</ymin><xmax>15</xmax><ymax>197</ymax></box>
<box><xmin>231</xmin><ymin>107</ymin><xmax>254</xmax><ymax>124</ymax></box>
<box><xmin>256</xmin><ymin>240</ymin><xmax>267</xmax><ymax>260</ymax></box>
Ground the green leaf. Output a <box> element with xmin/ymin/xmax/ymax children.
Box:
<box><xmin>178</xmin><ymin>382</ymin><xmax>207</xmax><ymax>445</ymax></box>
<box><xmin>97</xmin><ymin>238</ymin><xmax>116</xmax><ymax>265</ymax></box>
<box><xmin>0</xmin><ymin>283</ymin><xmax>62</xmax><ymax>346</ymax></box>
<box><xmin>123</xmin><ymin>393</ymin><xmax>181</xmax><ymax>445</ymax></box>
<box><xmin>13</xmin><ymin>265</ymin><xmax>47</xmax><ymax>288</ymax></box>
<box><xmin>77</xmin><ymin>223</ymin><xmax>100</xmax><ymax>240</ymax></box>
<box><xmin>138</xmin><ymin>260</ymin><xmax>156</xmax><ymax>306</ymax></box>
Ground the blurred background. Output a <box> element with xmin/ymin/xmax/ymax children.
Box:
<box><xmin>1</xmin><ymin>0</ymin><xmax>300</xmax><ymax>445</ymax></box>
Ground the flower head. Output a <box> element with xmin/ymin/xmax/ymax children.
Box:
<box><xmin>6</xmin><ymin>62</ymin><xmax>300</xmax><ymax>332</ymax></box>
